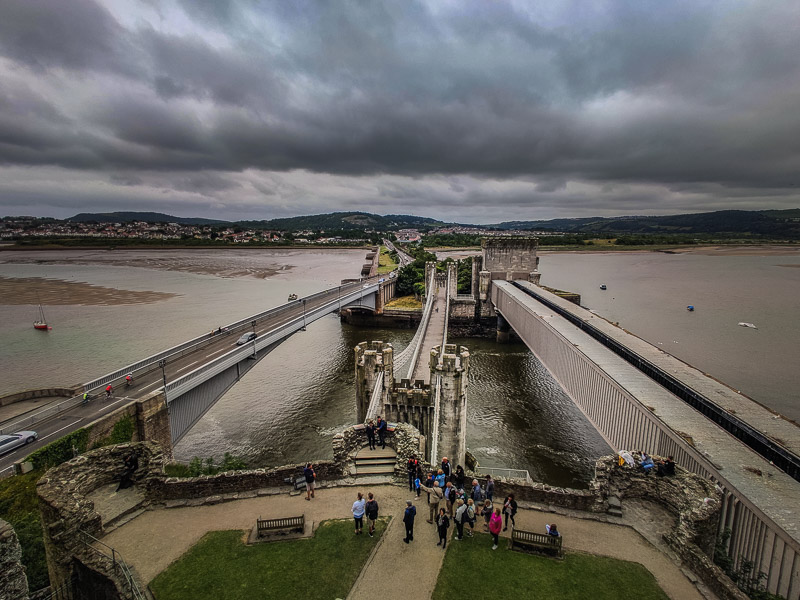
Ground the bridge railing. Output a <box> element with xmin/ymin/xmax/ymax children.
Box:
<box><xmin>478</xmin><ymin>466</ymin><xmax>533</xmax><ymax>484</ymax></box>
<box><xmin>165</xmin><ymin>283</ymin><xmax>379</xmax><ymax>401</ymax></box>
<box><xmin>364</xmin><ymin>372</ymin><xmax>384</xmax><ymax>423</ymax></box>
<box><xmin>82</xmin><ymin>282</ymin><xmax>364</xmax><ymax>393</ymax></box>
<box><xmin>0</xmin><ymin>393</ymin><xmax>85</xmax><ymax>436</ymax></box>
<box><xmin>393</xmin><ymin>270</ymin><xmax>437</xmax><ymax>379</ymax></box>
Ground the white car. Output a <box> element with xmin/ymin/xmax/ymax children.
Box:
<box><xmin>0</xmin><ymin>431</ymin><xmax>38</xmax><ymax>456</ymax></box>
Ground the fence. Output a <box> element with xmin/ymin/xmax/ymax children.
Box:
<box><xmin>479</xmin><ymin>466</ymin><xmax>533</xmax><ymax>484</ymax></box>
<box><xmin>79</xmin><ymin>530</ymin><xmax>145</xmax><ymax>600</ymax></box>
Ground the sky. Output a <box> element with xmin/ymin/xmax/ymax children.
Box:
<box><xmin>1</xmin><ymin>0</ymin><xmax>799</xmax><ymax>224</ymax></box>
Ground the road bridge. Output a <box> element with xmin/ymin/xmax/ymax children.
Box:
<box><xmin>0</xmin><ymin>278</ymin><xmax>384</xmax><ymax>474</ymax></box>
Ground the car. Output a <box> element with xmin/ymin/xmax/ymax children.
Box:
<box><xmin>236</xmin><ymin>332</ymin><xmax>257</xmax><ymax>345</ymax></box>
<box><xmin>0</xmin><ymin>431</ymin><xmax>38</xmax><ymax>456</ymax></box>
<box><xmin>378</xmin><ymin>278</ymin><xmax>385</xmax><ymax>283</ymax></box>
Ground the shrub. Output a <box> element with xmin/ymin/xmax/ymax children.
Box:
<box><xmin>28</xmin><ymin>428</ymin><xmax>89</xmax><ymax>471</ymax></box>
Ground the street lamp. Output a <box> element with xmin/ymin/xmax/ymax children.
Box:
<box><xmin>158</xmin><ymin>359</ymin><xmax>168</xmax><ymax>390</ymax></box>
<box><xmin>302</xmin><ymin>299</ymin><xmax>307</xmax><ymax>331</ymax></box>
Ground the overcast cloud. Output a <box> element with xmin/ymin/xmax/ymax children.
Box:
<box><xmin>0</xmin><ymin>0</ymin><xmax>799</xmax><ymax>223</ymax></box>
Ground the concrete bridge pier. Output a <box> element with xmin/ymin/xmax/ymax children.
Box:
<box><xmin>496</xmin><ymin>313</ymin><xmax>511</xmax><ymax>343</ymax></box>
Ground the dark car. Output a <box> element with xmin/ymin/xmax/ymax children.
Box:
<box><xmin>236</xmin><ymin>332</ymin><xmax>257</xmax><ymax>345</ymax></box>
<box><xmin>0</xmin><ymin>431</ymin><xmax>38</xmax><ymax>456</ymax></box>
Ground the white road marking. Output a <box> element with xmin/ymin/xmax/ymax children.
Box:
<box><xmin>175</xmin><ymin>360</ymin><xmax>203</xmax><ymax>375</ymax></box>
<box><xmin>97</xmin><ymin>397</ymin><xmax>129</xmax><ymax>413</ymax></box>
<box><xmin>39</xmin><ymin>419</ymin><xmax>84</xmax><ymax>441</ymax></box>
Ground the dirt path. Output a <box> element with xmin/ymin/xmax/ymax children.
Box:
<box><xmin>100</xmin><ymin>483</ymin><xmax>705</xmax><ymax>600</ymax></box>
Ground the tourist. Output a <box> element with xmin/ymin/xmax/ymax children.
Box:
<box><xmin>365</xmin><ymin>492</ymin><xmax>379</xmax><ymax>537</ymax></box>
<box><xmin>425</xmin><ymin>471</ymin><xmax>435</xmax><ymax>487</ymax></box>
<box><xmin>435</xmin><ymin>468</ymin><xmax>447</xmax><ymax>488</ymax></box>
<box><xmin>465</xmin><ymin>498</ymin><xmax>477</xmax><ymax>536</ymax></box>
<box><xmin>414</xmin><ymin>471</ymin><xmax>422</xmax><ymax>499</ymax></box>
<box><xmin>444</xmin><ymin>481</ymin><xmax>455</xmax><ymax>517</ymax></box>
<box><xmin>418</xmin><ymin>479</ymin><xmax>444</xmax><ymax>524</ymax></box>
<box><xmin>303</xmin><ymin>463</ymin><xmax>316</xmax><ymax>501</ymax></box>
<box><xmin>640</xmin><ymin>451</ymin><xmax>655</xmax><ymax>474</ymax></box>
<box><xmin>485</xmin><ymin>474</ymin><xmax>495</xmax><ymax>501</ymax></box>
<box><xmin>471</xmin><ymin>479</ymin><xmax>483</xmax><ymax>502</ymax></box>
<box><xmin>453</xmin><ymin>499</ymin><xmax>466</xmax><ymax>540</ymax></box>
<box><xmin>403</xmin><ymin>500</ymin><xmax>416</xmax><ymax>543</ymax></box>
<box><xmin>436</xmin><ymin>507</ymin><xmax>450</xmax><ymax>549</ymax></box>
<box><xmin>366</xmin><ymin>420</ymin><xmax>377</xmax><ymax>450</ymax></box>
<box><xmin>502</xmin><ymin>494</ymin><xmax>517</xmax><ymax>531</ymax></box>
<box><xmin>352</xmin><ymin>492</ymin><xmax>366</xmax><ymax>535</ymax></box>
<box><xmin>376</xmin><ymin>416</ymin><xmax>387</xmax><ymax>449</ymax></box>
<box><xmin>489</xmin><ymin>507</ymin><xmax>503</xmax><ymax>550</ymax></box>
<box><xmin>480</xmin><ymin>498</ymin><xmax>493</xmax><ymax>531</ymax></box>
<box><xmin>407</xmin><ymin>454</ymin><xmax>420</xmax><ymax>492</ymax></box>
<box><xmin>441</xmin><ymin>457</ymin><xmax>451</xmax><ymax>479</ymax></box>
<box><xmin>657</xmin><ymin>456</ymin><xmax>676</xmax><ymax>477</ymax></box>
<box><xmin>545</xmin><ymin>523</ymin><xmax>560</xmax><ymax>537</ymax></box>
<box><xmin>454</xmin><ymin>465</ymin><xmax>466</xmax><ymax>489</ymax></box>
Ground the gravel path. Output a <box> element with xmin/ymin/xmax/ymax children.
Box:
<box><xmin>100</xmin><ymin>483</ymin><xmax>706</xmax><ymax>600</ymax></box>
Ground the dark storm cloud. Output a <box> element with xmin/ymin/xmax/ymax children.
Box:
<box><xmin>0</xmin><ymin>0</ymin><xmax>799</xmax><ymax>218</ymax></box>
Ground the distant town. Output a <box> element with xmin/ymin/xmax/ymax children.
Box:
<box><xmin>0</xmin><ymin>215</ymin><xmax>544</xmax><ymax>246</ymax></box>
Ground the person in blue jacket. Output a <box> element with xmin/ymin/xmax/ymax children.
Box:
<box><xmin>403</xmin><ymin>500</ymin><xmax>416</xmax><ymax>543</ymax></box>
<box><xmin>376</xmin><ymin>416</ymin><xmax>387</xmax><ymax>449</ymax></box>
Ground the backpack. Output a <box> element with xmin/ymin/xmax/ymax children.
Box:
<box><xmin>366</xmin><ymin>500</ymin><xmax>379</xmax><ymax>519</ymax></box>
<box><xmin>467</xmin><ymin>505</ymin><xmax>476</xmax><ymax>520</ymax></box>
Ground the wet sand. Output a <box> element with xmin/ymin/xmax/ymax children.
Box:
<box><xmin>0</xmin><ymin>276</ymin><xmax>176</xmax><ymax>306</ymax></box>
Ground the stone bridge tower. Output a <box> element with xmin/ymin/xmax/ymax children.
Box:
<box><xmin>354</xmin><ymin>341</ymin><xmax>393</xmax><ymax>422</ymax></box>
<box><xmin>430</xmin><ymin>344</ymin><xmax>470</xmax><ymax>467</ymax></box>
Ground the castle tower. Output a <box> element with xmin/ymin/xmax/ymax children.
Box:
<box><xmin>354</xmin><ymin>341</ymin><xmax>393</xmax><ymax>422</ymax></box>
<box><xmin>430</xmin><ymin>344</ymin><xmax>470</xmax><ymax>467</ymax></box>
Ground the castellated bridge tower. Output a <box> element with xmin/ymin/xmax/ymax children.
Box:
<box><xmin>430</xmin><ymin>344</ymin><xmax>470</xmax><ymax>468</ymax></box>
<box><xmin>354</xmin><ymin>341</ymin><xmax>393</xmax><ymax>423</ymax></box>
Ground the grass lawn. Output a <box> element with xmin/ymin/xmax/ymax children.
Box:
<box><xmin>433</xmin><ymin>533</ymin><xmax>668</xmax><ymax>600</ymax></box>
<box><xmin>384</xmin><ymin>295</ymin><xmax>422</xmax><ymax>310</ymax></box>
<box><xmin>377</xmin><ymin>245</ymin><xmax>398</xmax><ymax>274</ymax></box>
<box><xmin>150</xmin><ymin>518</ymin><xmax>387</xmax><ymax>600</ymax></box>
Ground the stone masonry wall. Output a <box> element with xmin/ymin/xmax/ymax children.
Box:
<box><xmin>0</xmin><ymin>518</ymin><xmax>29</xmax><ymax>600</ymax></box>
<box><xmin>36</xmin><ymin>442</ymin><xmax>164</xmax><ymax>596</ymax></box>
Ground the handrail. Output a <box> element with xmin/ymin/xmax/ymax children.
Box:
<box><xmin>79</xmin><ymin>530</ymin><xmax>145</xmax><ymax>600</ymax></box>
<box><xmin>441</xmin><ymin>269</ymin><xmax>451</xmax><ymax>353</ymax></box>
<box><xmin>479</xmin><ymin>466</ymin><xmax>532</xmax><ymax>484</ymax></box>
<box><xmin>365</xmin><ymin>372</ymin><xmax>384</xmax><ymax>423</ymax></box>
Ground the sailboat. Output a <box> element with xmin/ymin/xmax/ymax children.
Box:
<box><xmin>33</xmin><ymin>302</ymin><xmax>51</xmax><ymax>331</ymax></box>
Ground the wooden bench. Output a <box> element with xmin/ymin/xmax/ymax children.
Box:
<box><xmin>509</xmin><ymin>529</ymin><xmax>564</xmax><ymax>558</ymax></box>
<box><xmin>257</xmin><ymin>515</ymin><xmax>305</xmax><ymax>538</ymax></box>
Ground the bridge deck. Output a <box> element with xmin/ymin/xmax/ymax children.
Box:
<box><xmin>410</xmin><ymin>284</ymin><xmax>448</xmax><ymax>383</ymax></box>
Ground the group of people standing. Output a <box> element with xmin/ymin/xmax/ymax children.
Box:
<box><xmin>364</xmin><ymin>416</ymin><xmax>388</xmax><ymax>450</ymax></box>
<box><xmin>406</xmin><ymin>455</ymin><xmax>519</xmax><ymax>550</ymax></box>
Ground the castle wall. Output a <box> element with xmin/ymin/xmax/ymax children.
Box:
<box><xmin>0</xmin><ymin>518</ymin><xmax>29</xmax><ymax>600</ymax></box>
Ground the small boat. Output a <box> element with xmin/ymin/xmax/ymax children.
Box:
<box><xmin>33</xmin><ymin>303</ymin><xmax>51</xmax><ymax>331</ymax></box>
<box><xmin>687</xmin><ymin>305</ymin><xmax>695</xmax><ymax>312</ymax></box>
<box><xmin>738</xmin><ymin>322</ymin><xmax>757</xmax><ymax>329</ymax></box>
<box><xmin>600</xmin><ymin>284</ymin><xmax>607</xmax><ymax>290</ymax></box>
<box><xmin>288</xmin><ymin>293</ymin><xmax>298</xmax><ymax>301</ymax></box>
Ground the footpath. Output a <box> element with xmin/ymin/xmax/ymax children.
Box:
<box><xmin>98</xmin><ymin>483</ymin><xmax>705</xmax><ymax>600</ymax></box>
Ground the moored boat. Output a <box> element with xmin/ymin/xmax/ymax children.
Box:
<box><xmin>33</xmin><ymin>304</ymin><xmax>51</xmax><ymax>330</ymax></box>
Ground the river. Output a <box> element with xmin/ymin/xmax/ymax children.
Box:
<box><xmin>4</xmin><ymin>247</ymin><xmax>794</xmax><ymax>488</ymax></box>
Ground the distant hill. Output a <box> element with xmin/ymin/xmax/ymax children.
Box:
<box><xmin>68</xmin><ymin>212</ymin><xmax>229</xmax><ymax>225</ymax></box>
<box><xmin>239</xmin><ymin>212</ymin><xmax>445</xmax><ymax>231</ymax></box>
<box><xmin>493</xmin><ymin>209</ymin><xmax>800</xmax><ymax>238</ymax></box>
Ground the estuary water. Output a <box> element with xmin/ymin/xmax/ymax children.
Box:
<box><xmin>537</xmin><ymin>250</ymin><xmax>800</xmax><ymax>422</ymax></box>
<box><xmin>5</xmin><ymin>248</ymin><xmax>795</xmax><ymax>487</ymax></box>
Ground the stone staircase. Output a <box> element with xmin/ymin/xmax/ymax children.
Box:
<box><xmin>353</xmin><ymin>446</ymin><xmax>397</xmax><ymax>477</ymax></box>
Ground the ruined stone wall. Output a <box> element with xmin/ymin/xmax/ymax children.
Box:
<box><xmin>36</xmin><ymin>442</ymin><xmax>164</xmax><ymax>597</ymax></box>
<box><xmin>146</xmin><ymin>460</ymin><xmax>342</xmax><ymax>502</ymax></box>
<box><xmin>431</xmin><ymin>345</ymin><xmax>469</xmax><ymax>467</ymax></box>
<box><xmin>0</xmin><ymin>518</ymin><xmax>29</xmax><ymax>600</ymax></box>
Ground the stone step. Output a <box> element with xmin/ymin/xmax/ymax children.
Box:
<box><xmin>354</xmin><ymin>447</ymin><xmax>397</xmax><ymax>459</ymax></box>
<box><xmin>103</xmin><ymin>507</ymin><xmax>146</xmax><ymax>533</ymax></box>
<box><xmin>607</xmin><ymin>507</ymin><xmax>623</xmax><ymax>517</ymax></box>
<box><xmin>353</xmin><ymin>465</ymin><xmax>396</xmax><ymax>475</ymax></box>
<box><xmin>353</xmin><ymin>457</ymin><xmax>397</xmax><ymax>466</ymax></box>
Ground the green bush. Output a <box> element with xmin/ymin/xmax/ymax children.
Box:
<box><xmin>164</xmin><ymin>453</ymin><xmax>249</xmax><ymax>478</ymax></box>
<box><xmin>28</xmin><ymin>428</ymin><xmax>89</xmax><ymax>471</ymax></box>
<box><xmin>0</xmin><ymin>470</ymin><xmax>49</xmax><ymax>591</ymax></box>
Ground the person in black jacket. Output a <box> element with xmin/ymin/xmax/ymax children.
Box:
<box><xmin>502</xmin><ymin>494</ymin><xmax>518</xmax><ymax>531</ymax></box>
<box><xmin>402</xmin><ymin>500</ymin><xmax>416</xmax><ymax>543</ymax></box>
<box><xmin>436</xmin><ymin>508</ymin><xmax>450</xmax><ymax>549</ymax></box>
<box><xmin>454</xmin><ymin>465</ymin><xmax>466</xmax><ymax>489</ymax></box>
<box><xmin>365</xmin><ymin>420</ymin><xmax>377</xmax><ymax>450</ymax></box>
<box><xmin>365</xmin><ymin>492</ymin><xmax>379</xmax><ymax>537</ymax></box>
<box><xmin>407</xmin><ymin>455</ymin><xmax>420</xmax><ymax>492</ymax></box>
<box><xmin>441</xmin><ymin>457</ymin><xmax>451</xmax><ymax>479</ymax></box>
